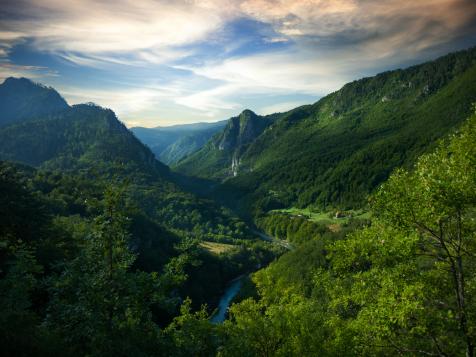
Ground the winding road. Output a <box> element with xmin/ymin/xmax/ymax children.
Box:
<box><xmin>252</xmin><ymin>229</ymin><xmax>293</xmax><ymax>250</ymax></box>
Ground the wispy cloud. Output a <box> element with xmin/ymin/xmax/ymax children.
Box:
<box><xmin>0</xmin><ymin>0</ymin><xmax>234</xmax><ymax>64</ymax></box>
<box><xmin>240</xmin><ymin>0</ymin><xmax>476</xmax><ymax>52</ymax></box>
<box><xmin>3</xmin><ymin>0</ymin><xmax>474</xmax><ymax>66</ymax></box>
<box><xmin>0</xmin><ymin>0</ymin><xmax>475</xmax><ymax>125</ymax></box>
<box><xmin>0</xmin><ymin>63</ymin><xmax>58</xmax><ymax>81</ymax></box>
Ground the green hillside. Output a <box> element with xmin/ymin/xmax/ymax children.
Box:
<box><xmin>0</xmin><ymin>78</ymin><xmax>280</xmax><ymax>316</ymax></box>
<box><xmin>0</xmin><ymin>103</ymin><xmax>168</xmax><ymax>174</ymax></box>
<box><xmin>176</xmin><ymin>47</ymin><xmax>476</xmax><ymax>214</ymax></box>
<box><xmin>2</xmin><ymin>46</ymin><xmax>476</xmax><ymax>356</ymax></box>
<box><xmin>0</xmin><ymin>80</ymin><xmax>249</xmax><ymax>244</ymax></box>
<box><xmin>131</xmin><ymin>120</ymin><xmax>227</xmax><ymax>164</ymax></box>
<box><xmin>176</xmin><ymin>109</ymin><xmax>278</xmax><ymax>178</ymax></box>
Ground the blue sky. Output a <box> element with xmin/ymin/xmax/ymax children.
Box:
<box><xmin>1</xmin><ymin>0</ymin><xmax>475</xmax><ymax>127</ymax></box>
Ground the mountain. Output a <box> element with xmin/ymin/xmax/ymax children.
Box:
<box><xmin>0</xmin><ymin>77</ymin><xmax>277</xmax><ymax>313</ymax></box>
<box><xmin>0</xmin><ymin>102</ymin><xmax>168</xmax><ymax>174</ymax></box>
<box><xmin>132</xmin><ymin>121</ymin><xmax>227</xmax><ymax>165</ymax></box>
<box><xmin>176</xmin><ymin>109</ymin><xmax>278</xmax><ymax>178</ymax></box>
<box><xmin>0</xmin><ymin>77</ymin><xmax>165</xmax><ymax>174</ymax></box>
<box><xmin>175</xmin><ymin>47</ymin><xmax>476</xmax><ymax>213</ymax></box>
<box><xmin>0</xmin><ymin>77</ymin><xmax>69</xmax><ymax>126</ymax></box>
<box><xmin>131</xmin><ymin>120</ymin><xmax>227</xmax><ymax>164</ymax></box>
<box><xmin>0</xmin><ymin>79</ymin><xmax>257</xmax><ymax>245</ymax></box>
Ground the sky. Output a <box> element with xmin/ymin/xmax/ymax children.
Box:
<box><xmin>1</xmin><ymin>0</ymin><xmax>476</xmax><ymax>127</ymax></box>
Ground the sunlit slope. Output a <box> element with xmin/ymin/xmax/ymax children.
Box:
<box><xmin>176</xmin><ymin>47</ymin><xmax>476</xmax><ymax>212</ymax></box>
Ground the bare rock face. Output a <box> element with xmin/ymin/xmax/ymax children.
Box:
<box><xmin>218</xmin><ymin>110</ymin><xmax>262</xmax><ymax>150</ymax></box>
<box><xmin>215</xmin><ymin>109</ymin><xmax>273</xmax><ymax>176</ymax></box>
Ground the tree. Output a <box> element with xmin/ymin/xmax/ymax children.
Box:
<box><xmin>164</xmin><ymin>298</ymin><xmax>223</xmax><ymax>357</ymax></box>
<box><xmin>46</xmin><ymin>185</ymin><xmax>168</xmax><ymax>356</ymax></box>
<box><xmin>0</xmin><ymin>243</ymin><xmax>44</xmax><ymax>356</ymax></box>
<box><xmin>330</xmin><ymin>110</ymin><xmax>476</xmax><ymax>356</ymax></box>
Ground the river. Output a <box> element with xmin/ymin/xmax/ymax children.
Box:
<box><xmin>210</xmin><ymin>275</ymin><xmax>245</xmax><ymax>324</ymax></box>
<box><xmin>210</xmin><ymin>230</ymin><xmax>292</xmax><ymax>324</ymax></box>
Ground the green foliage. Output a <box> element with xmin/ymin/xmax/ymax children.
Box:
<box><xmin>176</xmin><ymin>109</ymin><xmax>276</xmax><ymax>179</ymax></box>
<box><xmin>219</xmin><ymin>109</ymin><xmax>476</xmax><ymax>356</ymax></box>
<box><xmin>45</xmin><ymin>185</ymin><xmax>171</xmax><ymax>356</ymax></box>
<box><xmin>0</xmin><ymin>243</ymin><xmax>46</xmax><ymax>356</ymax></box>
<box><xmin>0</xmin><ymin>162</ymin><xmax>48</xmax><ymax>244</ymax></box>
<box><xmin>0</xmin><ymin>103</ymin><xmax>167</xmax><ymax>174</ymax></box>
<box><xmin>256</xmin><ymin>213</ymin><xmax>328</xmax><ymax>244</ymax></box>
<box><xmin>0</xmin><ymin>162</ymin><xmax>275</xmax><ymax>355</ymax></box>
<box><xmin>164</xmin><ymin>298</ymin><xmax>224</xmax><ymax>356</ymax></box>
<box><xmin>177</xmin><ymin>47</ymin><xmax>476</xmax><ymax>214</ymax></box>
<box><xmin>2</xmin><ymin>49</ymin><xmax>476</xmax><ymax>356</ymax></box>
<box><xmin>223</xmin><ymin>295</ymin><xmax>331</xmax><ymax>357</ymax></box>
<box><xmin>0</xmin><ymin>96</ymin><xmax>254</xmax><ymax>243</ymax></box>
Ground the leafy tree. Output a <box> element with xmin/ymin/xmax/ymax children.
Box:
<box><xmin>329</xmin><ymin>110</ymin><xmax>476</xmax><ymax>355</ymax></box>
<box><xmin>164</xmin><ymin>298</ymin><xmax>224</xmax><ymax>356</ymax></box>
<box><xmin>220</xmin><ymin>110</ymin><xmax>476</xmax><ymax>357</ymax></box>
<box><xmin>0</xmin><ymin>162</ymin><xmax>48</xmax><ymax>245</ymax></box>
<box><xmin>0</xmin><ymin>243</ymin><xmax>43</xmax><ymax>356</ymax></box>
<box><xmin>45</xmin><ymin>185</ymin><xmax>170</xmax><ymax>356</ymax></box>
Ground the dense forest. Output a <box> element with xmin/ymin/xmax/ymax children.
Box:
<box><xmin>177</xmin><ymin>47</ymin><xmax>476</xmax><ymax>215</ymax></box>
<box><xmin>1</xmin><ymin>47</ymin><xmax>476</xmax><ymax>356</ymax></box>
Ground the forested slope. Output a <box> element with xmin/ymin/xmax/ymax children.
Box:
<box><xmin>0</xmin><ymin>78</ymin><xmax>279</xmax><ymax>327</ymax></box>
<box><xmin>132</xmin><ymin>120</ymin><xmax>227</xmax><ymax>165</ymax></box>
<box><xmin>177</xmin><ymin>47</ymin><xmax>476</xmax><ymax>213</ymax></box>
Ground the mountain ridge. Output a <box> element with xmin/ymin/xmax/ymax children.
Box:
<box><xmin>131</xmin><ymin>120</ymin><xmax>227</xmax><ymax>164</ymax></box>
<box><xmin>175</xmin><ymin>46</ymin><xmax>476</xmax><ymax>213</ymax></box>
<box><xmin>0</xmin><ymin>77</ymin><xmax>69</xmax><ymax>126</ymax></box>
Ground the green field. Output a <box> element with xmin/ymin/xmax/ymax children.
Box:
<box><xmin>199</xmin><ymin>241</ymin><xmax>237</xmax><ymax>254</ymax></box>
<box><xmin>270</xmin><ymin>207</ymin><xmax>371</xmax><ymax>224</ymax></box>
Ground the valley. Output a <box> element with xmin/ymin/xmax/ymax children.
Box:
<box><xmin>1</xmin><ymin>46</ymin><xmax>476</xmax><ymax>356</ymax></box>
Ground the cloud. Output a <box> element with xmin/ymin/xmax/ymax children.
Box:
<box><xmin>240</xmin><ymin>0</ymin><xmax>476</xmax><ymax>54</ymax></box>
<box><xmin>177</xmin><ymin>49</ymin><xmax>363</xmax><ymax>99</ymax></box>
<box><xmin>170</xmin><ymin>0</ymin><xmax>476</xmax><ymax>118</ymax></box>
<box><xmin>6</xmin><ymin>0</ymin><xmax>473</xmax><ymax>65</ymax></box>
<box><xmin>0</xmin><ymin>63</ymin><xmax>58</xmax><ymax>81</ymax></box>
<box><xmin>172</xmin><ymin>49</ymin><xmax>353</xmax><ymax>119</ymax></box>
<box><xmin>0</xmin><ymin>0</ymin><xmax>236</xmax><ymax>65</ymax></box>
<box><xmin>55</xmin><ymin>84</ymin><xmax>176</xmax><ymax>126</ymax></box>
<box><xmin>2</xmin><ymin>0</ymin><xmax>474</xmax><ymax>67</ymax></box>
<box><xmin>175</xmin><ymin>83</ymin><xmax>243</xmax><ymax>116</ymax></box>
<box><xmin>240</xmin><ymin>0</ymin><xmax>475</xmax><ymax>36</ymax></box>
<box><xmin>0</xmin><ymin>0</ymin><xmax>475</xmax><ymax>125</ymax></box>
<box><xmin>0</xmin><ymin>31</ymin><xmax>27</xmax><ymax>58</ymax></box>
<box><xmin>260</xmin><ymin>100</ymin><xmax>311</xmax><ymax>115</ymax></box>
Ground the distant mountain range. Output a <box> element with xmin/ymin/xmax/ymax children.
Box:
<box><xmin>0</xmin><ymin>76</ymin><xmax>272</xmax><ymax>314</ymax></box>
<box><xmin>131</xmin><ymin>120</ymin><xmax>227</xmax><ymax>165</ymax></box>
<box><xmin>0</xmin><ymin>77</ymin><xmax>251</xmax><ymax>244</ymax></box>
<box><xmin>175</xmin><ymin>46</ymin><xmax>476</xmax><ymax>214</ymax></box>
<box><xmin>3</xmin><ymin>46</ymin><xmax>475</xmax><ymax>218</ymax></box>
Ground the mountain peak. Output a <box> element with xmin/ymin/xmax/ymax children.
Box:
<box><xmin>239</xmin><ymin>109</ymin><xmax>257</xmax><ymax>118</ymax></box>
<box><xmin>3</xmin><ymin>76</ymin><xmax>36</xmax><ymax>87</ymax></box>
<box><xmin>4</xmin><ymin>76</ymin><xmax>29</xmax><ymax>82</ymax></box>
<box><xmin>0</xmin><ymin>77</ymin><xmax>69</xmax><ymax>126</ymax></box>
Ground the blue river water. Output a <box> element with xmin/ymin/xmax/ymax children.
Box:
<box><xmin>210</xmin><ymin>276</ymin><xmax>244</xmax><ymax>324</ymax></box>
